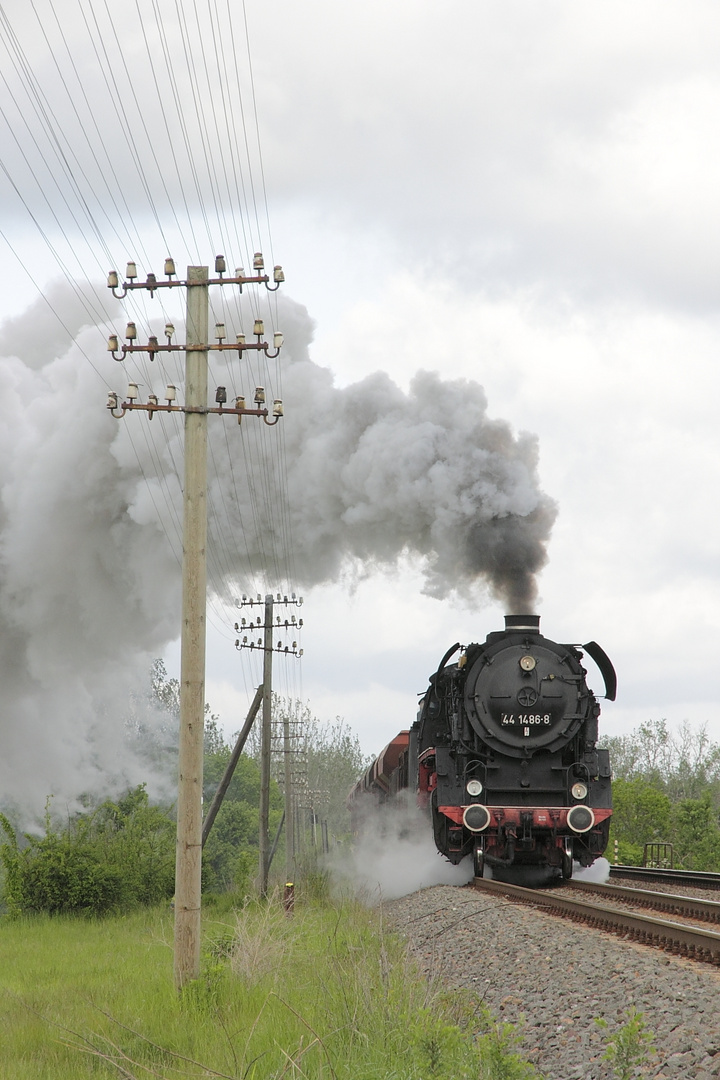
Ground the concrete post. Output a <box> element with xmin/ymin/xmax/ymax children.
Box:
<box><xmin>174</xmin><ymin>266</ymin><xmax>208</xmax><ymax>989</ymax></box>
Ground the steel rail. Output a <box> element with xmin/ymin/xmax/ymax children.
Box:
<box><xmin>610</xmin><ymin>865</ymin><xmax>720</xmax><ymax>889</ymax></box>
<box><xmin>472</xmin><ymin>876</ymin><xmax>720</xmax><ymax>964</ymax></box>
<box><xmin>567</xmin><ymin>879</ymin><xmax>720</xmax><ymax>923</ymax></box>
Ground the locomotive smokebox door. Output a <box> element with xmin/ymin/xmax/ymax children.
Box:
<box><xmin>464</xmin><ymin>629</ymin><xmax>591</xmax><ymax>758</ymax></box>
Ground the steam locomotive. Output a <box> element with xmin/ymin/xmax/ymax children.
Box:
<box><xmin>349</xmin><ymin>615</ymin><xmax>616</xmax><ymax>881</ymax></box>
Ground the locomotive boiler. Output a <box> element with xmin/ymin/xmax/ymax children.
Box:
<box><xmin>350</xmin><ymin>615</ymin><xmax>616</xmax><ymax>881</ymax></box>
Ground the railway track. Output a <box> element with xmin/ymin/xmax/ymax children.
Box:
<box><xmin>472</xmin><ymin>874</ymin><xmax>720</xmax><ymax>965</ymax></box>
<box><xmin>610</xmin><ymin>863</ymin><xmax>720</xmax><ymax>889</ymax></box>
<box><xmin>568</xmin><ymin>878</ymin><xmax>720</xmax><ymax>923</ymax></box>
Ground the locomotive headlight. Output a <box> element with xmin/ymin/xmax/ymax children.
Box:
<box><xmin>571</xmin><ymin>782</ymin><xmax>588</xmax><ymax>800</ymax></box>
<box><xmin>567</xmin><ymin>805</ymin><xmax>595</xmax><ymax>833</ymax></box>
<box><xmin>466</xmin><ymin>779</ymin><xmax>483</xmax><ymax>797</ymax></box>
<box><xmin>463</xmin><ymin>804</ymin><xmax>490</xmax><ymax>832</ymax></box>
<box><xmin>519</xmin><ymin>655</ymin><xmax>536</xmax><ymax>672</ymax></box>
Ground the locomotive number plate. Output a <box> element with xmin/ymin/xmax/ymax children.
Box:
<box><xmin>501</xmin><ymin>714</ymin><xmax>551</xmax><ymax>726</ymax></box>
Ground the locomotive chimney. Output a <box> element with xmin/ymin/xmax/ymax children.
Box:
<box><xmin>504</xmin><ymin>614</ymin><xmax>540</xmax><ymax>633</ymax></box>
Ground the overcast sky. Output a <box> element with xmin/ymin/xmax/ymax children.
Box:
<box><xmin>1</xmin><ymin>0</ymin><xmax>719</xmax><ymax>806</ymax></box>
<box><xmin>211</xmin><ymin>0</ymin><xmax>720</xmax><ymax>751</ymax></box>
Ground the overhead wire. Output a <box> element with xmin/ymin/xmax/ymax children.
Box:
<box><xmin>133</xmin><ymin>0</ymin><xmax>203</xmax><ymax>263</ymax></box>
<box><xmin>0</xmin><ymin>1</ymin><xmax>189</xmax><ymax>361</ymax></box>
<box><xmin>172</xmin><ymin>0</ymin><xmax>228</xmax><ymax>253</ymax></box>
<box><xmin>207</xmin><ymin>0</ymin><xmax>260</xmax><ymax>280</ymax></box>
<box><xmin>0</xmin><ymin>1</ymin><xmax>193</xmax><ymax>630</ymax></box>
<box><xmin>0</xmin><ymin>224</ymin><xmax>111</xmax><ymax>387</ymax></box>
<box><xmin>86</xmin><ymin>0</ymin><xmax>176</xmax><ymax>252</ymax></box>
<box><xmin>0</xmin><ymin>9</ymin><xmax>114</xmax><ymax>275</ymax></box>
<box><xmin>237</xmin><ymin>0</ymin><xmax>298</xmax><ymax>597</ymax></box>
<box><xmin>38</xmin><ymin>0</ymin><xmax>161</xmax><ymax>273</ymax></box>
<box><xmin>194</xmin><ymin>0</ymin><xmax>244</xmax><ymax>259</ymax></box>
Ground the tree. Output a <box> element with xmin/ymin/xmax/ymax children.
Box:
<box><xmin>201</xmin><ymin>723</ymin><xmax>282</xmax><ymax>892</ymax></box>
<box><xmin>149</xmin><ymin>657</ymin><xmax>181</xmax><ymax>717</ymax></box>
<box><xmin>0</xmin><ymin>785</ymin><xmax>175</xmax><ymax>916</ymax></box>
<box><xmin>304</xmin><ymin>712</ymin><xmax>368</xmax><ymax>838</ymax></box>
<box><xmin>609</xmin><ymin>778</ymin><xmax>672</xmax><ymax>865</ymax></box>
<box><xmin>665</xmin><ymin>724</ymin><xmax>720</xmax><ymax>803</ymax></box>
<box><xmin>244</xmin><ymin>696</ymin><xmax>369</xmax><ymax>841</ymax></box>
<box><xmin>605</xmin><ymin>720</ymin><xmax>673</xmax><ymax>787</ymax></box>
<box><xmin>606</xmin><ymin>720</ymin><xmax>720</xmax><ymax>804</ymax></box>
<box><xmin>671</xmin><ymin>794</ymin><xmax>720</xmax><ymax>870</ymax></box>
<box><xmin>122</xmin><ymin>658</ymin><xmax>180</xmax><ymax>778</ymax></box>
<box><xmin>605</xmin><ymin>720</ymin><xmax>720</xmax><ymax>869</ymax></box>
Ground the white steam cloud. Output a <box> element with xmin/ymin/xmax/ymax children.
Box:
<box><xmin>573</xmin><ymin>856</ymin><xmax>611</xmax><ymax>884</ymax></box>
<box><xmin>331</xmin><ymin>799</ymin><xmax>474</xmax><ymax>900</ymax></box>
<box><xmin>0</xmin><ymin>284</ymin><xmax>555</xmax><ymax>811</ymax></box>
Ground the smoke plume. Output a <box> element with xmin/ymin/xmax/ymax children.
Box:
<box><xmin>0</xmin><ymin>284</ymin><xmax>555</xmax><ymax>811</ymax></box>
<box><xmin>214</xmin><ymin>297</ymin><xmax>556</xmax><ymax>606</ymax></box>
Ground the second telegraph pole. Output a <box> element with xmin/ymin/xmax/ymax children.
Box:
<box><xmin>234</xmin><ymin>593</ymin><xmax>303</xmax><ymax>895</ymax></box>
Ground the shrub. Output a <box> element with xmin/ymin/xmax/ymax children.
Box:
<box><xmin>0</xmin><ymin>785</ymin><xmax>175</xmax><ymax>916</ymax></box>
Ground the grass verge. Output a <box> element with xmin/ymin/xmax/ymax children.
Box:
<box><xmin>0</xmin><ymin>892</ymin><xmax>537</xmax><ymax>1079</ymax></box>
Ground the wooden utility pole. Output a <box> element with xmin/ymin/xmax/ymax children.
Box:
<box><xmin>174</xmin><ymin>266</ymin><xmax>209</xmax><ymax>989</ymax></box>
<box><xmin>234</xmin><ymin>594</ymin><xmax>303</xmax><ymax>895</ymax></box>
<box><xmin>283</xmin><ymin>701</ymin><xmax>294</xmax><ymax>882</ymax></box>
<box><xmin>105</xmin><ymin>254</ymin><xmax>285</xmax><ymax>990</ymax></box>
<box><xmin>258</xmin><ymin>594</ymin><xmax>274</xmax><ymax>895</ymax></box>
<box><xmin>294</xmin><ymin>791</ymin><xmax>302</xmax><ymax>856</ymax></box>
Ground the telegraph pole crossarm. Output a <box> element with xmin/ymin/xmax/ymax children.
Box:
<box><xmin>107</xmin><ymin>393</ymin><xmax>283</xmax><ymax>425</ymax></box>
<box><xmin>107</xmin><ymin>254</ymin><xmax>284</xmax><ymax>298</ymax></box>
<box><xmin>107</xmin><ymin>319</ymin><xmax>283</xmax><ymax>363</ymax></box>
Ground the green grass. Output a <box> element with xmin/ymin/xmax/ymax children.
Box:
<box><xmin>0</xmin><ymin>893</ymin><xmax>537</xmax><ymax>1079</ymax></box>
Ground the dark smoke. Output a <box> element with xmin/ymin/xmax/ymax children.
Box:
<box><xmin>212</xmin><ymin>296</ymin><xmax>557</xmax><ymax>608</ymax></box>
<box><xmin>466</xmin><ymin>505</ymin><xmax>555</xmax><ymax>613</ymax></box>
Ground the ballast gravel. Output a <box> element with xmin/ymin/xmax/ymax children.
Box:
<box><xmin>385</xmin><ymin>883</ymin><xmax>720</xmax><ymax>1080</ymax></box>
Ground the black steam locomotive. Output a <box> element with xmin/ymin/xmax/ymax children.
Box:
<box><xmin>349</xmin><ymin>615</ymin><xmax>615</xmax><ymax>881</ymax></box>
